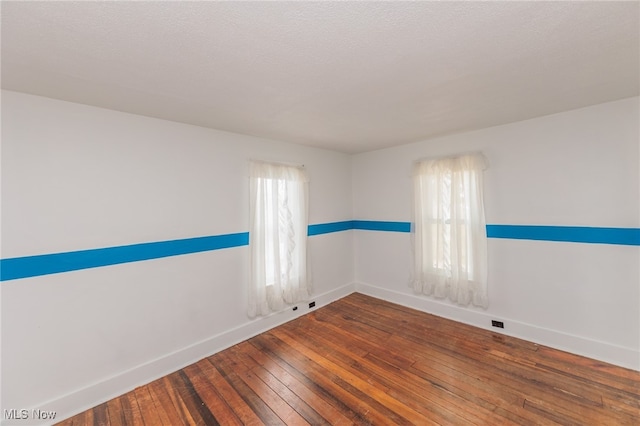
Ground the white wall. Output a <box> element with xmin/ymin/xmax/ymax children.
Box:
<box><xmin>2</xmin><ymin>90</ymin><xmax>638</xmax><ymax>424</ymax></box>
<box><xmin>0</xmin><ymin>90</ymin><xmax>354</xmax><ymax>421</ymax></box>
<box><xmin>352</xmin><ymin>96</ymin><xmax>640</xmax><ymax>369</ymax></box>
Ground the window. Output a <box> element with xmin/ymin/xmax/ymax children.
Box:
<box><xmin>248</xmin><ymin>161</ymin><xmax>310</xmax><ymax>317</ymax></box>
<box><xmin>412</xmin><ymin>153</ymin><xmax>488</xmax><ymax>308</ymax></box>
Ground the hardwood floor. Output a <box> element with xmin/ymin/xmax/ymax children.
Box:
<box><xmin>57</xmin><ymin>293</ymin><xmax>640</xmax><ymax>425</ymax></box>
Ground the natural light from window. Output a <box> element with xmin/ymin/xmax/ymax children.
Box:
<box><xmin>412</xmin><ymin>153</ymin><xmax>488</xmax><ymax>308</ymax></box>
<box><xmin>248</xmin><ymin>161</ymin><xmax>310</xmax><ymax>317</ymax></box>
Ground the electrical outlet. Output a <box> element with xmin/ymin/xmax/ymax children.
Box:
<box><xmin>309</xmin><ymin>301</ymin><xmax>316</xmax><ymax>308</ymax></box>
<box><xmin>491</xmin><ymin>320</ymin><xmax>504</xmax><ymax>329</ymax></box>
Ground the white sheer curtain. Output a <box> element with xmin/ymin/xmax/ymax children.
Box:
<box><xmin>412</xmin><ymin>153</ymin><xmax>489</xmax><ymax>308</ymax></box>
<box><xmin>248</xmin><ymin>161</ymin><xmax>310</xmax><ymax>317</ymax></box>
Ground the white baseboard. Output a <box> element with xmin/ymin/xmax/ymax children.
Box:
<box><xmin>24</xmin><ymin>283</ymin><xmax>356</xmax><ymax>426</ymax></box>
<box><xmin>15</xmin><ymin>280</ymin><xmax>636</xmax><ymax>426</ymax></box>
<box><xmin>355</xmin><ymin>282</ymin><xmax>640</xmax><ymax>371</ymax></box>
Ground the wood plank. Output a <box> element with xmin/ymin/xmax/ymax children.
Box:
<box><xmin>228</xmin><ymin>343</ymin><xmax>325</xmax><ymax>425</ymax></box>
<box><xmin>107</xmin><ymin>395</ymin><xmax>127</xmax><ymax>426</ymax></box>
<box><xmin>93</xmin><ymin>402</ymin><xmax>110</xmax><ymax>426</ymax></box>
<box><xmin>124</xmin><ymin>391</ymin><xmax>145</xmax><ymax>426</ymax></box>
<box><xmin>133</xmin><ymin>386</ymin><xmax>164</xmax><ymax>425</ymax></box>
<box><xmin>210</xmin><ymin>350</ymin><xmax>284</xmax><ymax>425</ymax></box>
<box><xmin>252</xmin><ymin>332</ymin><xmax>398</xmax><ymax>425</ymax></box>
<box><xmin>240</xmin><ymin>340</ymin><xmax>355</xmax><ymax>426</ymax></box>
<box><xmin>168</xmin><ymin>371</ymin><xmax>220</xmax><ymax>425</ymax></box>
<box><xmin>602</xmin><ymin>395</ymin><xmax>640</xmax><ymax>420</ymax></box>
<box><xmin>199</xmin><ymin>358</ymin><xmax>266</xmax><ymax>426</ymax></box>
<box><xmin>248</xmin><ymin>336</ymin><xmax>370</xmax><ymax>425</ymax></box>
<box><xmin>147</xmin><ymin>378</ymin><xmax>188</xmax><ymax>426</ymax></box>
<box><xmin>271</xmin><ymin>327</ymin><xmax>437</xmax><ymax>425</ymax></box>
<box><xmin>161</xmin><ymin>375</ymin><xmax>200</xmax><ymax>425</ymax></box>
<box><xmin>182</xmin><ymin>362</ymin><xmax>243</xmax><ymax>426</ymax></box>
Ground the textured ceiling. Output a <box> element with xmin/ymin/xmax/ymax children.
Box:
<box><xmin>2</xmin><ymin>1</ymin><xmax>638</xmax><ymax>153</ymax></box>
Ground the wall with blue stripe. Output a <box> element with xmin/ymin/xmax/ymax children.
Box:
<box><xmin>351</xmin><ymin>97</ymin><xmax>639</xmax><ymax>371</ymax></box>
<box><xmin>1</xmin><ymin>90</ymin><xmax>357</xmax><ymax>415</ymax></box>
<box><xmin>2</xmin><ymin>221</ymin><xmax>638</xmax><ymax>282</ymax></box>
<box><xmin>2</xmin><ymin>89</ymin><xmax>639</xmax><ymax>419</ymax></box>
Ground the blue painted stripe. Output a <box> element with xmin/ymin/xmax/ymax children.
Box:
<box><xmin>352</xmin><ymin>220</ymin><xmax>412</xmax><ymax>233</ymax></box>
<box><xmin>351</xmin><ymin>221</ymin><xmax>639</xmax><ymax>246</ymax></box>
<box><xmin>0</xmin><ymin>221</ymin><xmax>354</xmax><ymax>281</ymax></box>
<box><xmin>2</xmin><ymin>221</ymin><xmax>638</xmax><ymax>282</ymax></box>
<box><xmin>308</xmin><ymin>220</ymin><xmax>354</xmax><ymax>236</ymax></box>
<box><xmin>1</xmin><ymin>232</ymin><xmax>249</xmax><ymax>282</ymax></box>
<box><xmin>486</xmin><ymin>225</ymin><xmax>640</xmax><ymax>246</ymax></box>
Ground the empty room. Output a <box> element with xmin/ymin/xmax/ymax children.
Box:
<box><xmin>1</xmin><ymin>1</ymin><xmax>639</xmax><ymax>425</ymax></box>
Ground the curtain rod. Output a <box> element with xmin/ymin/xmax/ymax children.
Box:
<box><xmin>413</xmin><ymin>151</ymin><xmax>486</xmax><ymax>165</ymax></box>
<box><xmin>411</xmin><ymin>152</ymin><xmax>489</xmax><ymax>175</ymax></box>
<box><xmin>249</xmin><ymin>159</ymin><xmax>305</xmax><ymax>168</ymax></box>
